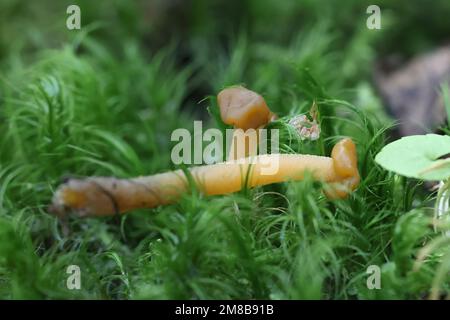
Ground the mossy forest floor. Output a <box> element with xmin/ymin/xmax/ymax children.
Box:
<box><xmin>0</xmin><ymin>0</ymin><xmax>449</xmax><ymax>299</ymax></box>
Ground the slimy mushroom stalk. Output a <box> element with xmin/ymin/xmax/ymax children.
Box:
<box><xmin>51</xmin><ymin>138</ymin><xmax>360</xmax><ymax>217</ymax></box>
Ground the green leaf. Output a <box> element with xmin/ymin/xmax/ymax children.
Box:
<box><xmin>375</xmin><ymin>134</ymin><xmax>450</xmax><ymax>181</ymax></box>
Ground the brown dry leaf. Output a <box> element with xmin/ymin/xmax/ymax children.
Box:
<box><xmin>375</xmin><ymin>46</ymin><xmax>450</xmax><ymax>136</ymax></box>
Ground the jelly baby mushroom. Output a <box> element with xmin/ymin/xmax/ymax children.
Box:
<box><xmin>217</xmin><ymin>86</ymin><xmax>277</xmax><ymax>160</ymax></box>
<box><xmin>51</xmin><ymin>138</ymin><xmax>360</xmax><ymax>217</ymax></box>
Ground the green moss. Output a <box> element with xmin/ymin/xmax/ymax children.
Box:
<box><xmin>0</xmin><ymin>0</ymin><xmax>449</xmax><ymax>300</ymax></box>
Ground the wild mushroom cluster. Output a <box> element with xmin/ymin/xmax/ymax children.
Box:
<box><xmin>51</xmin><ymin>86</ymin><xmax>360</xmax><ymax>217</ymax></box>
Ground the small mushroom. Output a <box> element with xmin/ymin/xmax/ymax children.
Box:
<box><xmin>50</xmin><ymin>138</ymin><xmax>360</xmax><ymax>217</ymax></box>
<box><xmin>217</xmin><ymin>86</ymin><xmax>276</xmax><ymax>160</ymax></box>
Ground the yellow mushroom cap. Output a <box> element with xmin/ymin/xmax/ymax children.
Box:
<box><xmin>217</xmin><ymin>86</ymin><xmax>272</xmax><ymax>130</ymax></box>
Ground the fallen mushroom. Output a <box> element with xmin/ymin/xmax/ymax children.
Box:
<box><xmin>218</xmin><ymin>86</ymin><xmax>275</xmax><ymax>130</ymax></box>
<box><xmin>50</xmin><ymin>138</ymin><xmax>359</xmax><ymax>217</ymax></box>
<box><xmin>217</xmin><ymin>86</ymin><xmax>276</xmax><ymax>160</ymax></box>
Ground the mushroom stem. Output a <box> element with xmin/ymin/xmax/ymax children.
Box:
<box><xmin>228</xmin><ymin>128</ymin><xmax>261</xmax><ymax>160</ymax></box>
<box><xmin>51</xmin><ymin>138</ymin><xmax>360</xmax><ymax>217</ymax></box>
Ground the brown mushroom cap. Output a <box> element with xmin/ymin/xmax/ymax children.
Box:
<box><xmin>217</xmin><ymin>86</ymin><xmax>273</xmax><ymax>130</ymax></box>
